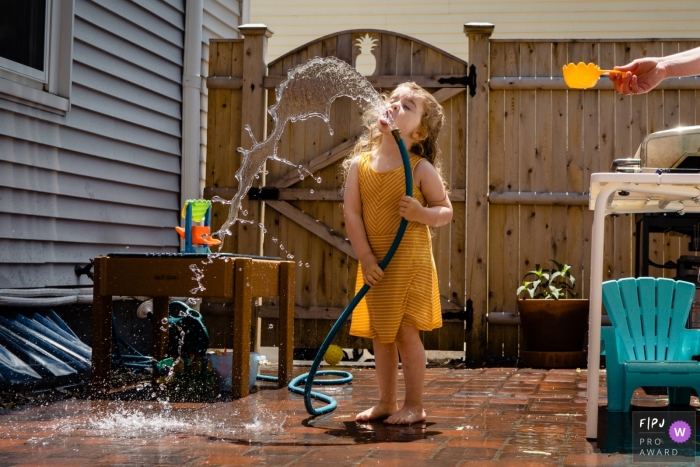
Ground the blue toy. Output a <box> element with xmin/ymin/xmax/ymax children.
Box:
<box><xmin>174</xmin><ymin>199</ymin><xmax>221</xmax><ymax>253</ymax></box>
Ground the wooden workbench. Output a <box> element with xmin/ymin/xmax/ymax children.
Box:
<box><xmin>91</xmin><ymin>254</ymin><xmax>294</xmax><ymax>400</ymax></box>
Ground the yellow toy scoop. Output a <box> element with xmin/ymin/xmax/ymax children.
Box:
<box><xmin>562</xmin><ymin>62</ymin><xmax>621</xmax><ymax>89</ymax></box>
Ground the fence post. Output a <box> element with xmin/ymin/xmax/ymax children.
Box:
<box><xmin>464</xmin><ymin>23</ymin><xmax>494</xmax><ymax>360</ymax></box>
<box><xmin>238</xmin><ymin>24</ymin><xmax>273</xmax><ymax>256</ymax></box>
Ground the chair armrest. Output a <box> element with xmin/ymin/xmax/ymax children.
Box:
<box><xmin>601</xmin><ymin>326</ymin><xmax>623</xmax><ymax>365</ymax></box>
<box><xmin>677</xmin><ymin>329</ymin><xmax>700</xmax><ymax>360</ymax></box>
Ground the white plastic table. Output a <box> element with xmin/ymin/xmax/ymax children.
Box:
<box><xmin>587</xmin><ymin>172</ymin><xmax>700</xmax><ymax>439</ymax></box>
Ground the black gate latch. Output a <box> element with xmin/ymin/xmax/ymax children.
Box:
<box><xmin>438</xmin><ymin>64</ymin><xmax>477</xmax><ymax>97</ymax></box>
<box><xmin>247</xmin><ymin>187</ymin><xmax>280</xmax><ymax>200</ymax></box>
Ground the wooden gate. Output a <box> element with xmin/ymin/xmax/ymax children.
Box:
<box><xmin>205</xmin><ymin>27</ymin><xmax>473</xmax><ymax>351</ymax></box>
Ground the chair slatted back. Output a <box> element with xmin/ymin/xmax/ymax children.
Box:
<box><xmin>602</xmin><ymin>278</ymin><xmax>695</xmax><ymax>361</ymax></box>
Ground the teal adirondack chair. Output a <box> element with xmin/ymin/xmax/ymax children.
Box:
<box><xmin>601</xmin><ymin>277</ymin><xmax>700</xmax><ymax>412</ymax></box>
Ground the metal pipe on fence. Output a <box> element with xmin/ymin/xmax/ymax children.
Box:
<box><xmin>489</xmin><ymin>191</ymin><xmax>589</xmax><ymax>205</ymax></box>
<box><xmin>489</xmin><ymin>76</ymin><xmax>700</xmax><ymax>91</ymax></box>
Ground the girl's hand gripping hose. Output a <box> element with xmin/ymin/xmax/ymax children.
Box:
<box><xmin>282</xmin><ymin>129</ymin><xmax>412</xmax><ymax>416</ymax></box>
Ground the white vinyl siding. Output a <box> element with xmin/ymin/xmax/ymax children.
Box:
<box><xmin>251</xmin><ymin>0</ymin><xmax>700</xmax><ymax>63</ymax></box>
<box><xmin>0</xmin><ymin>0</ymin><xmax>185</xmax><ymax>288</ymax></box>
<box><xmin>200</xmin><ymin>0</ymin><xmax>243</xmax><ymax>195</ymax></box>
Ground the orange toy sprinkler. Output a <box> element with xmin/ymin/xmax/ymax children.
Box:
<box><xmin>174</xmin><ymin>199</ymin><xmax>221</xmax><ymax>253</ymax></box>
<box><xmin>562</xmin><ymin>62</ymin><xmax>622</xmax><ymax>89</ymax></box>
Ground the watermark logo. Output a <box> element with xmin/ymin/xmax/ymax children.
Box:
<box><xmin>669</xmin><ymin>420</ymin><xmax>692</xmax><ymax>444</ymax></box>
<box><xmin>633</xmin><ymin>411</ymin><xmax>695</xmax><ymax>463</ymax></box>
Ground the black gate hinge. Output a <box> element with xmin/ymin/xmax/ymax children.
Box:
<box><xmin>438</xmin><ymin>64</ymin><xmax>477</xmax><ymax>97</ymax></box>
<box><xmin>441</xmin><ymin>298</ymin><xmax>474</xmax><ymax>333</ymax></box>
<box><xmin>247</xmin><ymin>187</ymin><xmax>280</xmax><ymax>200</ymax></box>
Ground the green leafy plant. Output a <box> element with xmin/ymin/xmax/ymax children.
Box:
<box><xmin>517</xmin><ymin>260</ymin><xmax>578</xmax><ymax>300</ymax></box>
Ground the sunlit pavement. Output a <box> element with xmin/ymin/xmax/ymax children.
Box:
<box><xmin>0</xmin><ymin>366</ymin><xmax>697</xmax><ymax>466</ymax></box>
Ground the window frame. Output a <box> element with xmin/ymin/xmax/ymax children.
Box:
<box><xmin>0</xmin><ymin>0</ymin><xmax>74</xmax><ymax>115</ymax></box>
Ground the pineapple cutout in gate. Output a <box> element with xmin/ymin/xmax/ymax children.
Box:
<box><xmin>354</xmin><ymin>34</ymin><xmax>378</xmax><ymax>76</ymax></box>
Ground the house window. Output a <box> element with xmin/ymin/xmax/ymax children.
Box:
<box><xmin>0</xmin><ymin>0</ymin><xmax>74</xmax><ymax>115</ymax></box>
<box><xmin>0</xmin><ymin>0</ymin><xmax>49</xmax><ymax>83</ymax></box>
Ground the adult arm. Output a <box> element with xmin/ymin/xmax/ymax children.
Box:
<box><xmin>610</xmin><ymin>46</ymin><xmax>700</xmax><ymax>94</ymax></box>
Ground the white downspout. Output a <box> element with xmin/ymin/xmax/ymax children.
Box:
<box><xmin>241</xmin><ymin>0</ymin><xmax>251</xmax><ymax>26</ymax></box>
<box><xmin>181</xmin><ymin>0</ymin><xmax>203</xmax><ymax>208</ymax></box>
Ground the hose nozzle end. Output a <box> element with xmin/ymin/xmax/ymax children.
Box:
<box><xmin>391</xmin><ymin>129</ymin><xmax>403</xmax><ymax>142</ymax></box>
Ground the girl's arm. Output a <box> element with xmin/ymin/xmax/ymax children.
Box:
<box><xmin>398</xmin><ymin>160</ymin><xmax>453</xmax><ymax>227</ymax></box>
<box><xmin>344</xmin><ymin>157</ymin><xmax>384</xmax><ymax>286</ymax></box>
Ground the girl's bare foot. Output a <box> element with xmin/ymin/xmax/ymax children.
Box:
<box><xmin>384</xmin><ymin>405</ymin><xmax>426</xmax><ymax>424</ymax></box>
<box><xmin>355</xmin><ymin>403</ymin><xmax>398</xmax><ymax>422</ymax></box>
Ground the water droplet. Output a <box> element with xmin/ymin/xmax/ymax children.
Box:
<box><xmin>268</xmin><ymin>324</ymin><xmax>274</xmax><ymax>330</ymax></box>
<box><xmin>239</xmin><ymin>268</ymin><xmax>242</xmax><ymax>271</ymax></box>
<box><xmin>299</xmin><ymin>175</ymin><xmax>305</xmax><ymax>180</ymax></box>
<box><xmin>298</xmin><ymin>261</ymin><xmax>303</xmax><ymax>266</ymax></box>
<box><xmin>287</xmin><ymin>254</ymin><xmax>294</xmax><ymax>259</ymax></box>
<box><xmin>280</xmin><ymin>245</ymin><xmax>285</xmax><ymax>251</ymax></box>
<box><xmin>305</xmin><ymin>263</ymin><xmax>310</xmax><ymax>268</ymax></box>
<box><xmin>125</xmin><ymin>246</ymin><xmax>130</xmax><ymax>249</ymax></box>
<box><xmin>242</xmin><ymin>210</ymin><xmax>248</xmax><ymax>216</ymax></box>
<box><xmin>254</xmin><ymin>174</ymin><xmax>259</xmax><ymax>179</ymax></box>
<box><xmin>161</xmin><ymin>318</ymin><xmax>168</xmax><ymax>325</ymax></box>
<box><xmin>246</xmin><ymin>282</ymin><xmax>250</xmax><ymax>287</ymax></box>
<box><xmin>317</xmin><ymin>177</ymin><xmax>322</xmax><ymax>183</ymax></box>
<box><xmin>272</xmin><ymin>238</ymin><xmax>278</xmax><ymax>243</ymax></box>
<box><xmin>310</xmin><ymin>189</ymin><xmax>314</xmax><ymax>194</ymax></box>
<box><xmin>258</xmin><ymin>223</ymin><xmax>265</xmax><ymax>229</ymax></box>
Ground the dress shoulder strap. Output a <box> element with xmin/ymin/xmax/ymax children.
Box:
<box><xmin>358</xmin><ymin>151</ymin><xmax>371</xmax><ymax>170</ymax></box>
<box><xmin>410</xmin><ymin>155</ymin><xmax>428</xmax><ymax>170</ymax></box>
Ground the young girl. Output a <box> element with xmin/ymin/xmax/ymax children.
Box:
<box><xmin>343</xmin><ymin>82</ymin><xmax>453</xmax><ymax>425</ymax></box>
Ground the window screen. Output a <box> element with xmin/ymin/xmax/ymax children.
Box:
<box><xmin>0</xmin><ymin>0</ymin><xmax>47</xmax><ymax>72</ymax></box>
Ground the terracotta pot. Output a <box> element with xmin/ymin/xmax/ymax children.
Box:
<box><xmin>517</xmin><ymin>299</ymin><xmax>589</xmax><ymax>352</ymax></box>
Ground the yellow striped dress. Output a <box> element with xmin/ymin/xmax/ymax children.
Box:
<box><xmin>349</xmin><ymin>151</ymin><xmax>442</xmax><ymax>344</ymax></box>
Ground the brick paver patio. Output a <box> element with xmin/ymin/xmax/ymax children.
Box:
<box><xmin>0</xmin><ymin>366</ymin><xmax>697</xmax><ymax>466</ymax></box>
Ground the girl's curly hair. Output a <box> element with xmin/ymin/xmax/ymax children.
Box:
<box><xmin>342</xmin><ymin>82</ymin><xmax>447</xmax><ymax>192</ymax></box>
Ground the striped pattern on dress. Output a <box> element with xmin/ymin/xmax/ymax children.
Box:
<box><xmin>349</xmin><ymin>151</ymin><xmax>442</xmax><ymax>344</ymax></box>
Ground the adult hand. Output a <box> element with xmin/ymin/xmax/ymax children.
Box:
<box><xmin>360</xmin><ymin>253</ymin><xmax>384</xmax><ymax>286</ymax></box>
<box><xmin>398</xmin><ymin>195</ymin><xmax>423</xmax><ymax>222</ymax></box>
<box><xmin>609</xmin><ymin>57</ymin><xmax>667</xmax><ymax>95</ymax></box>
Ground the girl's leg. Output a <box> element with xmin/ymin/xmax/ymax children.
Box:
<box><xmin>385</xmin><ymin>326</ymin><xmax>427</xmax><ymax>424</ymax></box>
<box><xmin>355</xmin><ymin>338</ymin><xmax>399</xmax><ymax>421</ymax></box>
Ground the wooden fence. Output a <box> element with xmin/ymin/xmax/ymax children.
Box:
<box><xmin>204</xmin><ymin>23</ymin><xmax>700</xmax><ymax>358</ymax></box>
<box><xmin>486</xmin><ymin>38</ymin><xmax>700</xmax><ymax>358</ymax></box>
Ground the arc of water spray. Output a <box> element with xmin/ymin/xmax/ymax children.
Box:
<box><xmin>212</xmin><ymin>56</ymin><xmax>390</xmax><ymax>242</ymax></box>
<box><xmin>210</xmin><ymin>56</ymin><xmax>412</xmax><ymax>416</ymax></box>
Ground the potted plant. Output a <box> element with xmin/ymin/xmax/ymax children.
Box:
<box><xmin>516</xmin><ymin>260</ymin><xmax>589</xmax><ymax>369</ymax></box>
